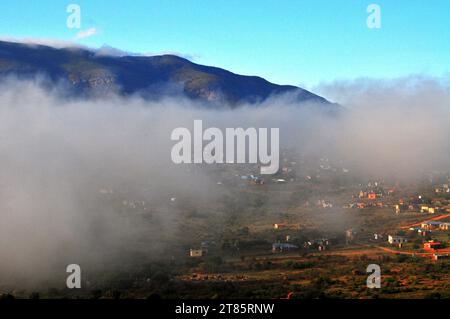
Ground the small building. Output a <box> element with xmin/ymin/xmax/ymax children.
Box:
<box><xmin>373</xmin><ymin>233</ymin><xmax>383</xmax><ymax>240</ymax></box>
<box><xmin>417</xmin><ymin>228</ymin><xmax>431</xmax><ymax>236</ymax></box>
<box><xmin>421</xmin><ymin>221</ymin><xmax>443</xmax><ymax>230</ymax></box>
<box><xmin>439</xmin><ymin>223</ymin><xmax>450</xmax><ymax>231</ymax></box>
<box><xmin>189</xmin><ymin>249</ymin><xmax>204</xmax><ymax>257</ymax></box>
<box><xmin>421</xmin><ymin>206</ymin><xmax>437</xmax><ymax>214</ymax></box>
<box><xmin>388</xmin><ymin>235</ymin><xmax>408</xmax><ymax>245</ymax></box>
<box><xmin>281</xmin><ymin>167</ymin><xmax>292</xmax><ymax>173</ymax></box>
<box><xmin>346</xmin><ymin>229</ymin><xmax>356</xmax><ymax>243</ymax></box>
<box><xmin>317</xmin><ymin>199</ymin><xmax>333</xmax><ymax>208</ymax></box>
<box><xmin>272</xmin><ymin>242</ymin><xmax>298</xmax><ymax>252</ymax></box>
<box><xmin>273</xmin><ymin>223</ymin><xmax>287</xmax><ymax>230</ymax></box>
<box><xmin>424</xmin><ymin>241</ymin><xmax>443</xmax><ymax>251</ymax></box>
<box><xmin>252</xmin><ymin>177</ymin><xmax>264</xmax><ymax>185</ymax></box>
<box><xmin>435</xmin><ymin>184</ymin><xmax>450</xmax><ymax>194</ymax></box>
<box><xmin>368</xmin><ymin>193</ymin><xmax>377</xmax><ymax>200</ymax></box>
<box><xmin>306</xmin><ymin>238</ymin><xmax>331</xmax><ymax>248</ymax></box>
<box><xmin>421</xmin><ymin>206</ymin><xmax>429</xmax><ymax>213</ymax></box>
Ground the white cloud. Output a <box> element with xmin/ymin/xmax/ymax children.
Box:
<box><xmin>0</xmin><ymin>36</ymin><xmax>82</xmax><ymax>49</ymax></box>
<box><xmin>0</xmin><ymin>36</ymin><xmax>199</xmax><ymax>61</ymax></box>
<box><xmin>74</xmin><ymin>27</ymin><xmax>98</xmax><ymax>40</ymax></box>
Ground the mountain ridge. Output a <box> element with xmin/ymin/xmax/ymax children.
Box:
<box><xmin>0</xmin><ymin>40</ymin><xmax>333</xmax><ymax>107</ymax></box>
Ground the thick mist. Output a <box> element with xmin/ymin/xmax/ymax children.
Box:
<box><xmin>314</xmin><ymin>76</ymin><xmax>450</xmax><ymax>177</ymax></box>
<box><xmin>0</xmin><ymin>75</ymin><xmax>448</xmax><ymax>288</ymax></box>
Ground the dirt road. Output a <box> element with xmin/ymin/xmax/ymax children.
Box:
<box><xmin>400</xmin><ymin>213</ymin><xmax>450</xmax><ymax>229</ymax></box>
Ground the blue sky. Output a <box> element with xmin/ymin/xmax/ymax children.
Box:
<box><xmin>0</xmin><ymin>0</ymin><xmax>448</xmax><ymax>88</ymax></box>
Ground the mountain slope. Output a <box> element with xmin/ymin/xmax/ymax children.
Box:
<box><xmin>0</xmin><ymin>41</ymin><xmax>332</xmax><ymax>106</ymax></box>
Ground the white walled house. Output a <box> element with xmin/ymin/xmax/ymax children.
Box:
<box><xmin>388</xmin><ymin>235</ymin><xmax>408</xmax><ymax>245</ymax></box>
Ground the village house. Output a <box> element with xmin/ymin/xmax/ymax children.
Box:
<box><xmin>421</xmin><ymin>206</ymin><xmax>439</xmax><ymax>214</ymax></box>
<box><xmin>388</xmin><ymin>235</ymin><xmax>408</xmax><ymax>245</ymax></box>
<box><xmin>409</xmin><ymin>227</ymin><xmax>431</xmax><ymax>236</ymax></box>
<box><xmin>281</xmin><ymin>166</ymin><xmax>292</xmax><ymax>174</ymax></box>
<box><xmin>189</xmin><ymin>249</ymin><xmax>204</xmax><ymax>257</ymax></box>
<box><xmin>252</xmin><ymin>176</ymin><xmax>265</xmax><ymax>185</ymax></box>
<box><xmin>317</xmin><ymin>199</ymin><xmax>333</xmax><ymax>208</ymax></box>
<box><xmin>273</xmin><ymin>223</ymin><xmax>287</xmax><ymax>230</ymax></box>
<box><xmin>346</xmin><ymin>229</ymin><xmax>356</xmax><ymax>243</ymax></box>
<box><xmin>424</xmin><ymin>241</ymin><xmax>443</xmax><ymax>251</ymax></box>
<box><xmin>418</xmin><ymin>228</ymin><xmax>431</xmax><ymax>236</ymax></box>
<box><xmin>439</xmin><ymin>223</ymin><xmax>450</xmax><ymax>231</ymax></box>
<box><xmin>421</xmin><ymin>221</ymin><xmax>443</xmax><ymax>230</ymax></box>
<box><xmin>421</xmin><ymin>206</ymin><xmax>430</xmax><ymax>213</ymax></box>
<box><xmin>368</xmin><ymin>192</ymin><xmax>377</xmax><ymax>200</ymax></box>
<box><xmin>305</xmin><ymin>238</ymin><xmax>331</xmax><ymax>250</ymax></box>
<box><xmin>373</xmin><ymin>233</ymin><xmax>384</xmax><ymax>240</ymax></box>
<box><xmin>272</xmin><ymin>242</ymin><xmax>298</xmax><ymax>252</ymax></box>
<box><xmin>435</xmin><ymin>184</ymin><xmax>450</xmax><ymax>194</ymax></box>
